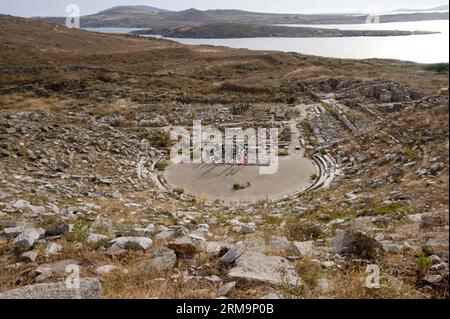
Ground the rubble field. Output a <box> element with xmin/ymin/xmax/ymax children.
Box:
<box><xmin>0</xmin><ymin>15</ymin><xmax>448</xmax><ymax>299</ymax></box>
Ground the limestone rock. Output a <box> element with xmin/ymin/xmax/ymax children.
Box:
<box><xmin>95</xmin><ymin>265</ymin><xmax>117</xmax><ymax>275</ymax></box>
<box><xmin>3</xmin><ymin>226</ymin><xmax>26</xmax><ymax>238</ymax></box>
<box><xmin>292</xmin><ymin>241</ymin><xmax>314</xmax><ymax>257</ymax></box>
<box><xmin>267</xmin><ymin>236</ymin><xmax>296</xmax><ymax>255</ymax></box>
<box><xmin>220</xmin><ymin>241</ymin><xmax>246</xmax><ymax>265</ymax></box>
<box><xmin>0</xmin><ymin>278</ymin><xmax>101</xmax><ymax>299</ymax></box>
<box><xmin>137</xmin><ymin>248</ymin><xmax>177</xmax><ymax>272</ymax></box>
<box><xmin>204</xmin><ymin>241</ymin><xmax>233</xmax><ymax>257</ymax></box>
<box><xmin>45</xmin><ymin>242</ymin><xmax>62</xmax><ymax>255</ymax></box>
<box><xmin>87</xmin><ymin>233</ymin><xmax>109</xmax><ymax>245</ymax></box>
<box><xmin>228</xmin><ymin>252</ymin><xmax>301</xmax><ymax>287</ymax></box>
<box><xmin>13</xmin><ymin>227</ymin><xmax>44</xmax><ymax>250</ymax></box>
<box><xmin>131</xmin><ymin>228</ymin><xmax>153</xmax><ymax>237</ymax></box>
<box><xmin>106</xmin><ymin>237</ymin><xmax>153</xmax><ymax>251</ymax></box>
<box><xmin>422</xmin><ymin>275</ymin><xmax>442</xmax><ymax>285</ymax></box>
<box><xmin>20</xmin><ymin>250</ymin><xmax>38</xmax><ymax>263</ymax></box>
<box><xmin>421</xmin><ymin>213</ymin><xmax>449</xmax><ymax>228</ymax></box>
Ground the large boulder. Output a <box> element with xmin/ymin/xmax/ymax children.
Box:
<box><xmin>228</xmin><ymin>252</ymin><xmax>301</xmax><ymax>287</ymax></box>
<box><xmin>0</xmin><ymin>278</ymin><xmax>101</xmax><ymax>299</ymax></box>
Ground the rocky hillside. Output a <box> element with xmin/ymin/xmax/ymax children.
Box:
<box><xmin>0</xmin><ymin>15</ymin><xmax>448</xmax><ymax>299</ymax></box>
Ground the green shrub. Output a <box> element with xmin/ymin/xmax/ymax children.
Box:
<box><xmin>424</xmin><ymin>63</ymin><xmax>449</xmax><ymax>73</ymax></box>
<box><xmin>148</xmin><ymin>131</ymin><xmax>171</xmax><ymax>149</ymax></box>
<box><xmin>286</xmin><ymin>220</ymin><xmax>321</xmax><ymax>241</ymax></box>
<box><xmin>421</xmin><ymin>245</ymin><xmax>434</xmax><ymax>257</ymax></box>
<box><xmin>156</xmin><ymin>161</ymin><xmax>168</xmax><ymax>171</ymax></box>
<box><xmin>352</xmin><ymin>233</ymin><xmax>383</xmax><ymax>260</ymax></box>
<box><xmin>416</xmin><ymin>256</ymin><xmax>432</xmax><ymax>274</ymax></box>
<box><xmin>415</xmin><ymin>245</ymin><xmax>434</xmax><ymax>275</ymax></box>
<box><xmin>173</xmin><ymin>187</ymin><xmax>185</xmax><ymax>195</ymax></box>
<box><xmin>295</xmin><ymin>259</ymin><xmax>321</xmax><ymax>286</ymax></box>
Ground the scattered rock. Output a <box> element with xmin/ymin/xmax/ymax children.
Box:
<box><xmin>12</xmin><ymin>199</ymin><xmax>30</xmax><ymax>209</ymax></box>
<box><xmin>20</xmin><ymin>250</ymin><xmax>38</xmax><ymax>263</ymax></box>
<box><xmin>322</xmin><ymin>261</ymin><xmax>336</xmax><ymax>269</ymax></box>
<box><xmin>421</xmin><ymin>213</ymin><xmax>449</xmax><ymax>228</ymax></box>
<box><xmin>45</xmin><ymin>222</ymin><xmax>69</xmax><ymax>237</ymax></box>
<box><xmin>228</xmin><ymin>252</ymin><xmax>301</xmax><ymax>287</ymax></box>
<box><xmin>95</xmin><ymin>265</ymin><xmax>117</xmax><ymax>275</ymax></box>
<box><xmin>87</xmin><ymin>233</ymin><xmax>109</xmax><ymax>245</ymax></box>
<box><xmin>292</xmin><ymin>241</ymin><xmax>314</xmax><ymax>257</ymax></box>
<box><xmin>380</xmin><ymin>241</ymin><xmax>404</xmax><ymax>254</ymax></box>
<box><xmin>155</xmin><ymin>230</ymin><xmax>176</xmax><ymax>241</ymax></box>
<box><xmin>3</xmin><ymin>226</ymin><xmax>25</xmax><ymax>238</ymax></box>
<box><xmin>106</xmin><ymin>237</ymin><xmax>153</xmax><ymax>251</ymax></box>
<box><xmin>220</xmin><ymin>241</ymin><xmax>246</xmax><ymax>265</ymax></box>
<box><xmin>429</xmin><ymin>255</ymin><xmax>442</xmax><ymax>265</ymax></box>
<box><xmin>137</xmin><ymin>248</ymin><xmax>177</xmax><ymax>272</ymax></box>
<box><xmin>267</xmin><ymin>236</ymin><xmax>296</xmax><ymax>255</ymax></box>
<box><xmin>407</xmin><ymin>214</ymin><xmax>423</xmax><ymax>223</ymax></box>
<box><xmin>422</xmin><ymin>274</ymin><xmax>442</xmax><ymax>285</ymax></box>
<box><xmin>204</xmin><ymin>241</ymin><xmax>233</xmax><ymax>257</ymax></box>
<box><xmin>131</xmin><ymin>228</ymin><xmax>153</xmax><ymax>237</ymax></box>
<box><xmin>431</xmin><ymin>262</ymin><xmax>448</xmax><ymax>271</ymax></box>
<box><xmin>217</xmin><ymin>282</ymin><xmax>236</xmax><ymax>297</ymax></box>
<box><xmin>45</xmin><ymin>242</ymin><xmax>62</xmax><ymax>255</ymax></box>
<box><xmin>232</xmin><ymin>224</ymin><xmax>256</xmax><ymax>234</ymax></box>
<box><xmin>317</xmin><ymin>278</ymin><xmax>331</xmax><ymax>294</ymax></box>
<box><xmin>13</xmin><ymin>227</ymin><xmax>44</xmax><ymax>250</ymax></box>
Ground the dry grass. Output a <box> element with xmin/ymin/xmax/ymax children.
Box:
<box><xmin>0</xmin><ymin>93</ymin><xmax>73</xmax><ymax>112</ymax></box>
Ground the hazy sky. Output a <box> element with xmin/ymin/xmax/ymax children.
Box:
<box><xmin>0</xmin><ymin>0</ymin><xmax>447</xmax><ymax>17</ymax></box>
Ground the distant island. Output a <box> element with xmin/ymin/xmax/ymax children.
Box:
<box><xmin>130</xmin><ymin>22</ymin><xmax>437</xmax><ymax>38</ymax></box>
